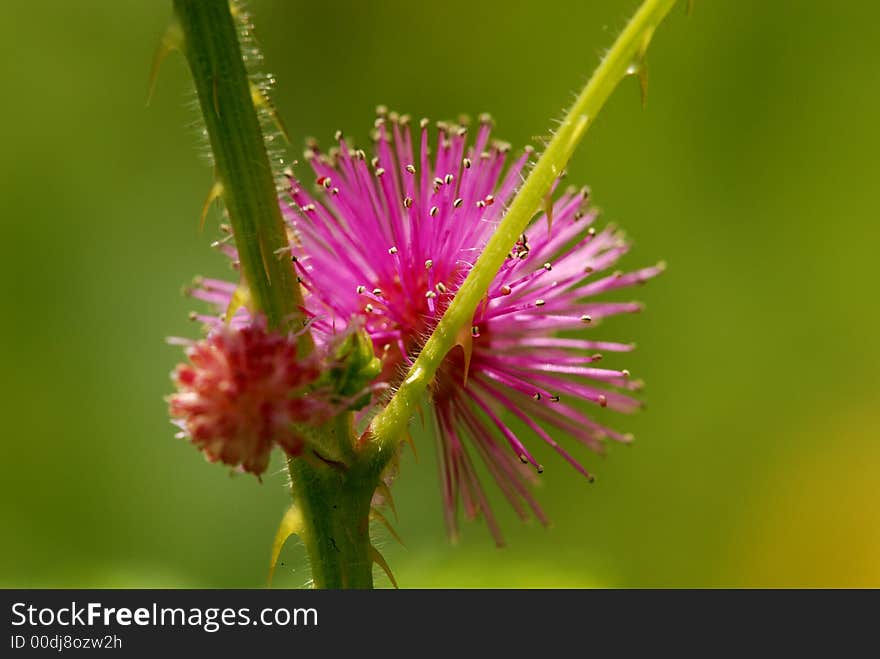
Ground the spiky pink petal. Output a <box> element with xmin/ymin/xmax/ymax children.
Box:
<box><xmin>188</xmin><ymin>112</ymin><xmax>662</xmax><ymax>541</ymax></box>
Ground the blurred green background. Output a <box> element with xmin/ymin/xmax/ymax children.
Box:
<box><xmin>1</xmin><ymin>0</ymin><xmax>878</xmax><ymax>588</ymax></box>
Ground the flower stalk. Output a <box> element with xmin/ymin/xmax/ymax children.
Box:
<box><xmin>172</xmin><ymin>0</ymin><xmax>382</xmax><ymax>588</ymax></box>
<box><xmin>369</xmin><ymin>0</ymin><xmax>678</xmax><ymax>452</ymax></box>
<box><xmin>172</xmin><ymin>0</ymin><xmax>305</xmax><ymax>337</ymax></box>
<box><xmin>287</xmin><ymin>451</ymin><xmax>380</xmax><ymax>589</ymax></box>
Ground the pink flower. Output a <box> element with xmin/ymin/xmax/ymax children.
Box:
<box><xmin>192</xmin><ymin>111</ymin><xmax>662</xmax><ymax>542</ymax></box>
<box><xmin>168</xmin><ymin>322</ymin><xmax>324</xmax><ymax>476</ymax></box>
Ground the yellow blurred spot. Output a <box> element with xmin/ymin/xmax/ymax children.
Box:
<box><xmin>732</xmin><ymin>404</ymin><xmax>880</xmax><ymax>586</ymax></box>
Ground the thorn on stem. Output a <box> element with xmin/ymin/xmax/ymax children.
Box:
<box><xmin>200</xmin><ymin>180</ymin><xmax>224</xmax><ymax>231</ymax></box>
<box><xmin>370</xmin><ymin>545</ymin><xmax>398</xmax><ymax>589</ymax></box>
<box><xmin>146</xmin><ymin>19</ymin><xmax>183</xmax><ymax>107</ymax></box>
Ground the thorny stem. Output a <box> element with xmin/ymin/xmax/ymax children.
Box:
<box><xmin>173</xmin><ymin>0</ymin><xmax>307</xmax><ymax>343</ymax></box>
<box><xmin>368</xmin><ymin>0</ymin><xmax>679</xmax><ymax>455</ymax></box>
<box><xmin>172</xmin><ymin>0</ymin><xmax>379</xmax><ymax>589</ymax></box>
<box><xmin>286</xmin><ymin>416</ymin><xmax>379</xmax><ymax>589</ymax></box>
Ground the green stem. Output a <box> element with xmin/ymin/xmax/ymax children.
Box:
<box><xmin>369</xmin><ymin>0</ymin><xmax>678</xmax><ymax>451</ymax></box>
<box><xmin>173</xmin><ymin>0</ymin><xmax>376</xmax><ymax>588</ymax></box>
<box><xmin>173</xmin><ymin>0</ymin><xmax>306</xmax><ymax>338</ymax></box>
<box><xmin>287</xmin><ymin>457</ymin><xmax>378</xmax><ymax>589</ymax></box>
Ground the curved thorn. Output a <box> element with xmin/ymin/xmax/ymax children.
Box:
<box><xmin>147</xmin><ymin>20</ymin><xmax>183</xmax><ymax>106</ymax></box>
<box><xmin>200</xmin><ymin>179</ymin><xmax>224</xmax><ymax>231</ymax></box>
<box><xmin>250</xmin><ymin>80</ymin><xmax>290</xmax><ymax>143</ymax></box>
<box><xmin>224</xmin><ymin>281</ymin><xmax>251</xmax><ymax>324</ymax></box>
<box><xmin>370</xmin><ymin>508</ymin><xmax>406</xmax><ymax>547</ymax></box>
<box><xmin>370</xmin><ymin>545</ymin><xmax>398</xmax><ymax>589</ymax></box>
<box><xmin>453</xmin><ymin>324</ymin><xmax>474</xmax><ymax>388</ymax></box>
<box><xmin>267</xmin><ymin>505</ymin><xmax>303</xmax><ymax>587</ymax></box>
<box><xmin>374</xmin><ymin>481</ymin><xmax>398</xmax><ymax>523</ymax></box>
<box><xmin>638</xmin><ymin>60</ymin><xmax>649</xmax><ymax>108</ymax></box>
<box><xmin>403</xmin><ymin>430</ymin><xmax>418</xmax><ymax>462</ymax></box>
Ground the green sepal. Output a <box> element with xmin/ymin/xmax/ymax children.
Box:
<box><xmin>326</xmin><ymin>327</ymin><xmax>382</xmax><ymax>411</ymax></box>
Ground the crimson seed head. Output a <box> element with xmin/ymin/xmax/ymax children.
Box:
<box><xmin>168</xmin><ymin>322</ymin><xmax>325</xmax><ymax>476</ymax></box>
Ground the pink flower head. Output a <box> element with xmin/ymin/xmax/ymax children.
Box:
<box><xmin>168</xmin><ymin>321</ymin><xmax>325</xmax><ymax>476</ymax></box>
<box><xmin>192</xmin><ymin>111</ymin><xmax>663</xmax><ymax>542</ymax></box>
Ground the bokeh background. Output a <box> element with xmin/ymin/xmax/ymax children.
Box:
<box><xmin>1</xmin><ymin>0</ymin><xmax>878</xmax><ymax>588</ymax></box>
